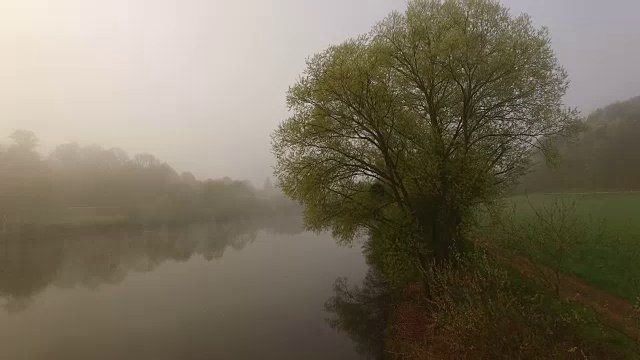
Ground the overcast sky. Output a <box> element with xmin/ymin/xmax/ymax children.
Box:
<box><xmin>1</xmin><ymin>0</ymin><xmax>639</xmax><ymax>183</ymax></box>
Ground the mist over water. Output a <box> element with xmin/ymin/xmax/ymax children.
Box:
<box><xmin>0</xmin><ymin>221</ymin><xmax>368</xmax><ymax>359</ymax></box>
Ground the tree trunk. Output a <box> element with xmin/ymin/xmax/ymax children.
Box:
<box><xmin>414</xmin><ymin>196</ymin><xmax>461</xmax><ymax>264</ymax></box>
<box><xmin>1</xmin><ymin>212</ymin><xmax>6</xmax><ymax>234</ymax></box>
<box><xmin>432</xmin><ymin>202</ymin><xmax>461</xmax><ymax>263</ymax></box>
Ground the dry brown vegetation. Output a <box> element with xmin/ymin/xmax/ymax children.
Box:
<box><xmin>386</xmin><ymin>254</ymin><xmax>627</xmax><ymax>359</ymax></box>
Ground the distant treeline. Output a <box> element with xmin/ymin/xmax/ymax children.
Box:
<box><xmin>518</xmin><ymin>96</ymin><xmax>640</xmax><ymax>193</ymax></box>
<box><xmin>0</xmin><ymin>131</ymin><xmax>300</xmax><ymax>227</ymax></box>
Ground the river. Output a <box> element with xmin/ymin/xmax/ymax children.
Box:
<box><xmin>0</xmin><ymin>219</ymin><xmax>369</xmax><ymax>359</ymax></box>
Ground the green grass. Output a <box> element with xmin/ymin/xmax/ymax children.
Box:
<box><xmin>509</xmin><ymin>192</ymin><xmax>640</xmax><ymax>232</ymax></box>
<box><xmin>506</xmin><ymin>192</ymin><xmax>640</xmax><ymax>302</ymax></box>
<box><xmin>505</xmin><ymin>267</ymin><xmax>638</xmax><ymax>358</ymax></box>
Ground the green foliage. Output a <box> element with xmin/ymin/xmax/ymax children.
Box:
<box><xmin>327</xmin><ymin>250</ymin><xmax>628</xmax><ymax>359</ymax></box>
<box><xmin>273</xmin><ymin>0</ymin><xmax>577</xmax><ymax>272</ymax></box>
<box><xmin>519</xmin><ymin>96</ymin><xmax>640</xmax><ymax>193</ymax></box>
<box><xmin>0</xmin><ymin>133</ymin><xmax>300</xmax><ymax>228</ymax></box>
<box><xmin>0</xmin><ymin>130</ymin><xmax>50</xmax><ymax>225</ymax></box>
<box><xmin>396</xmin><ymin>253</ymin><xmax>627</xmax><ymax>359</ymax></box>
<box><xmin>364</xmin><ymin>225</ymin><xmax>425</xmax><ymax>287</ymax></box>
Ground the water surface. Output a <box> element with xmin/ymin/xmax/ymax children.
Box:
<box><xmin>0</xmin><ymin>220</ymin><xmax>368</xmax><ymax>359</ymax></box>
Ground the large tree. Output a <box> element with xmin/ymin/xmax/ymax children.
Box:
<box><xmin>0</xmin><ymin>130</ymin><xmax>49</xmax><ymax>227</ymax></box>
<box><xmin>273</xmin><ymin>0</ymin><xmax>578</xmax><ymax>267</ymax></box>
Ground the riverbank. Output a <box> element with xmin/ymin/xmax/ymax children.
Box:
<box><xmin>384</xmin><ymin>253</ymin><xmax>633</xmax><ymax>359</ymax></box>
<box><xmin>328</xmin><ymin>249</ymin><xmax>636</xmax><ymax>359</ymax></box>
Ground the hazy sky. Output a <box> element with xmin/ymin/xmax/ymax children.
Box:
<box><xmin>1</xmin><ymin>0</ymin><xmax>639</xmax><ymax>183</ymax></box>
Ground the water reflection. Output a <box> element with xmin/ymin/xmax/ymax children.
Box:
<box><xmin>0</xmin><ymin>217</ymin><xmax>303</xmax><ymax>312</ymax></box>
<box><xmin>325</xmin><ymin>269</ymin><xmax>392</xmax><ymax>360</ymax></box>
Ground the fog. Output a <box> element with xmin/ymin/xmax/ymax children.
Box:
<box><xmin>1</xmin><ymin>0</ymin><xmax>639</xmax><ymax>182</ymax></box>
<box><xmin>2</xmin><ymin>2</ymin><xmax>640</xmax><ymax>359</ymax></box>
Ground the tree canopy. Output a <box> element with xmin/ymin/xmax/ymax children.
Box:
<box><xmin>519</xmin><ymin>96</ymin><xmax>640</xmax><ymax>193</ymax></box>
<box><xmin>0</xmin><ymin>131</ymin><xmax>299</xmax><ymax>228</ymax></box>
<box><xmin>273</xmin><ymin>0</ymin><xmax>578</xmax><ymax>270</ymax></box>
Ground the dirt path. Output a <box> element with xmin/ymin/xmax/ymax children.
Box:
<box><xmin>479</xmin><ymin>243</ymin><xmax>639</xmax><ymax>340</ymax></box>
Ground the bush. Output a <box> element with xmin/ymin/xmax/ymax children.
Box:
<box><xmin>387</xmin><ymin>253</ymin><xmax>625</xmax><ymax>359</ymax></box>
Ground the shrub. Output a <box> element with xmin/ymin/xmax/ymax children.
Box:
<box><xmin>387</xmin><ymin>253</ymin><xmax>624</xmax><ymax>359</ymax></box>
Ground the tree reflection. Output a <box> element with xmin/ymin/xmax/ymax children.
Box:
<box><xmin>325</xmin><ymin>269</ymin><xmax>392</xmax><ymax>360</ymax></box>
<box><xmin>0</xmin><ymin>218</ymin><xmax>301</xmax><ymax>312</ymax></box>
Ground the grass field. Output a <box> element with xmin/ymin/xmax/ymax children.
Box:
<box><xmin>505</xmin><ymin>192</ymin><xmax>640</xmax><ymax>301</ymax></box>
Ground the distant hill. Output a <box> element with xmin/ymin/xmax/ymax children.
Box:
<box><xmin>518</xmin><ymin>96</ymin><xmax>640</xmax><ymax>193</ymax></box>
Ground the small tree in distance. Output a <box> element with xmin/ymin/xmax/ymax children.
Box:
<box><xmin>272</xmin><ymin>0</ymin><xmax>579</xmax><ymax>276</ymax></box>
